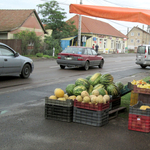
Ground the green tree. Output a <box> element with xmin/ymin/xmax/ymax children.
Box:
<box><xmin>14</xmin><ymin>30</ymin><xmax>41</xmax><ymax>55</ymax></box>
<box><xmin>44</xmin><ymin>36</ymin><xmax>62</xmax><ymax>56</ymax></box>
<box><xmin>37</xmin><ymin>0</ymin><xmax>77</xmax><ymax>40</ymax></box>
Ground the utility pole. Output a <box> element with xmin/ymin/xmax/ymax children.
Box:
<box><xmin>78</xmin><ymin>0</ymin><xmax>82</xmax><ymax>46</ymax></box>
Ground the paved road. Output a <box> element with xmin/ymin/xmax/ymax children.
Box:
<box><xmin>0</xmin><ymin>53</ymin><xmax>150</xmax><ymax>150</ymax></box>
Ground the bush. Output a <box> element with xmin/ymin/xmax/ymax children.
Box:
<box><xmin>43</xmin><ymin>55</ymin><xmax>50</xmax><ymax>58</ymax></box>
<box><xmin>36</xmin><ymin>53</ymin><xmax>43</xmax><ymax>57</ymax></box>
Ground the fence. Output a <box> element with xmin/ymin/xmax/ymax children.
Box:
<box><xmin>0</xmin><ymin>39</ymin><xmax>22</xmax><ymax>54</ymax></box>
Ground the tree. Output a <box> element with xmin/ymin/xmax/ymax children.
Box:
<box><xmin>14</xmin><ymin>30</ymin><xmax>41</xmax><ymax>55</ymax></box>
<box><xmin>37</xmin><ymin>0</ymin><xmax>77</xmax><ymax>40</ymax></box>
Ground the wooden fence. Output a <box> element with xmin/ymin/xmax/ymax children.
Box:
<box><xmin>0</xmin><ymin>39</ymin><xmax>22</xmax><ymax>54</ymax></box>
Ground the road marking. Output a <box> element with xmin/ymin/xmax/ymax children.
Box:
<box><xmin>49</xmin><ymin>66</ymin><xmax>59</xmax><ymax>68</ymax></box>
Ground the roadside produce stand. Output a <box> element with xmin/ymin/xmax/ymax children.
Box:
<box><xmin>44</xmin><ymin>73</ymin><xmax>150</xmax><ymax>133</ymax></box>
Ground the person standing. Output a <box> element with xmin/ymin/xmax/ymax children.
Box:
<box><xmin>95</xmin><ymin>44</ymin><xmax>99</xmax><ymax>53</ymax></box>
<box><xmin>92</xmin><ymin>44</ymin><xmax>95</xmax><ymax>49</ymax></box>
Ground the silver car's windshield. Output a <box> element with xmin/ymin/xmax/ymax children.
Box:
<box><xmin>62</xmin><ymin>47</ymin><xmax>84</xmax><ymax>54</ymax></box>
<box><xmin>137</xmin><ymin>46</ymin><xmax>145</xmax><ymax>54</ymax></box>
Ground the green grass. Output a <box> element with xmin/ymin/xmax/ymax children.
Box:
<box><xmin>118</xmin><ymin>76</ymin><xmax>150</xmax><ymax>118</ymax></box>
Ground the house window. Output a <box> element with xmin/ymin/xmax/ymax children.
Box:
<box><xmin>131</xmin><ymin>39</ymin><xmax>134</xmax><ymax>43</ymax></box>
<box><xmin>131</xmin><ymin>32</ymin><xmax>134</xmax><ymax>36</ymax></box>
<box><xmin>99</xmin><ymin>39</ymin><xmax>103</xmax><ymax>49</ymax></box>
<box><xmin>111</xmin><ymin>40</ymin><xmax>114</xmax><ymax>49</ymax></box>
<box><xmin>137</xmin><ymin>39</ymin><xmax>140</xmax><ymax>43</ymax></box>
<box><xmin>138</xmin><ymin>33</ymin><xmax>140</xmax><ymax>36</ymax></box>
<box><xmin>104</xmin><ymin>39</ymin><xmax>107</xmax><ymax>49</ymax></box>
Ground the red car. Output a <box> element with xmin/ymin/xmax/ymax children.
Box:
<box><xmin>57</xmin><ymin>46</ymin><xmax>104</xmax><ymax>70</ymax></box>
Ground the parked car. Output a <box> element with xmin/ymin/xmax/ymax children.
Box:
<box><xmin>57</xmin><ymin>46</ymin><xmax>104</xmax><ymax>70</ymax></box>
<box><xmin>0</xmin><ymin>42</ymin><xmax>34</xmax><ymax>78</ymax></box>
<box><xmin>136</xmin><ymin>45</ymin><xmax>150</xmax><ymax>68</ymax></box>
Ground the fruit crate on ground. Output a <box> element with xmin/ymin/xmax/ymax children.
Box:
<box><xmin>45</xmin><ymin>104</ymin><xmax>73</xmax><ymax>122</ymax></box>
<box><xmin>138</xmin><ymin>94</ymin><xmax>150</xmax><ymax>104</ymax></box>
<box><xmin>74</xmin><ymin>99</ymin><xmax>109</xmax><ymax>111</ymax></box>
<box><xmin>109</xmin><ymin>96</ymin><xmax>121</xmax><ymax>110</ymax></box>
<box><xmin>128</xmin><ymin>114</ymin><xmax>150</xmax><ymax>133</ymax></box>
<box><xmin>129</xmin><ymin>101</ymin><xmax>150</xmax><ymax>116</ymax></box>
<box><xmin>130</xmin><ymin>91</ymin><xmax>138</xmax><ymax>106</ymax></box>
<box><xmin>73</xmin><ymin>107</ymin><xmax>109</xmax><ymax>127</ymax></box>
<box><xmin>128</xmin><ymin>82</ymin><xmax>150</xmax><ymax>94</ymax></box>
<box><xmin>45</xmin><ymin>97</ymin><xmax>73</xmax><ymax>107</ymax></box>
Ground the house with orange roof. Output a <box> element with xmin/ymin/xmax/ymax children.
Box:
<box><xmin>63</xmin><ymin>15</ymin><xmax>127</xmax><ymax>53</ymax></box>
<box><xmin>0</xmin><ymin>9</ymin><xmax>47</xmax><ymax>40</ymax></box>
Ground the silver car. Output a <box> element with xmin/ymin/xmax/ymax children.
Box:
<box><xmin>136</xmin><ymin>45</ymin><xmax>150</xmax><ymax>68</ymax></box>
<box><xmin>0</xmin><ymin>42</ymin><xmax>34</xmax><ymax>78</ymax></box>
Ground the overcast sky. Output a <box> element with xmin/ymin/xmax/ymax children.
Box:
<box><xmin>1</xmin><ymin>0</ymin><xmax>150</xmax><ymax>35</ymax></box>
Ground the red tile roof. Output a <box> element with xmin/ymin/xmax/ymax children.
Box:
<box><xmin>67</xmin><ymin>15</ymin><xmax>127</xmax><ymax>38</ymax></box>
<box><xmin>0</xmin><ymin>9</ymin><xmax>46</xmax><ymax>33</ymax></box>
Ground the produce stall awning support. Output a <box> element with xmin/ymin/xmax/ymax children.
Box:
<box><xmin>69</xmin><ymin>4</ymin><xmax>150</xmax><ymax>25</ymax></box>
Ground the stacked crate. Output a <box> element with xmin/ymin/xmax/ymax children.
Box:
<box><xmin>128</xmin><ymin>83</ymin><xmax>150</xmax><ymax>133</ymax></box>
<box><xmin>45</xmin><ymin>97</ymin><xmax>73</xmax><ymax>122</ymax></box>
<box><xmin>73</xmin><ymin>99</ymin><xmax>110</xmax><ymax>126</ymax></box>
<box><xmin>109</xmin><ymin>96</ymin><xmax>121</xmax><ymax>110</ymax></box>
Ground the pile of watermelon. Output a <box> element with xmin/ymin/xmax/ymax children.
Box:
<box><xmin>66</xmin><ymin>73</ymin><xmax>124</xmax><ymax>98</ymax></box>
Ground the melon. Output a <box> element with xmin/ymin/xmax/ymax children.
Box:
<box><xmin>92</xmin><ymin>90</ymin><xmax>99</xmax><ymax>96</ymax></box>
<box><xmin>81</xmin><ymin>91</ymin><xmax>89</xmax><ymax>97</ymax></box>
<box><xmin>58</xmin><ymin>97</ymin><xmax>66</xmax><ymax>101</ymax></box>
<box><xmin>76</xmin><ymin>95</ymin><xmax>83</xmax><ymax>102</ymax></box>
<box><xmin>83</xmin><ymin>96</ymin><xmax>90</xmax><ymax>103</ymax></box>
<box><xmin>54</xmin><ymin>88</ymin><xmax>64</xmax><ymax>98</ymax></box>
<box><xmin>96</xmin><ymin>95</ymin><xmax>104</xmax><ymax>103</ymax></box>
<box><xmin>49</xmin><ymin>95</ymin><xmax>57</xmax><ymax>99</ymax></box>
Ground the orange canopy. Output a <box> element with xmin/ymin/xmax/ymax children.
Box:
<box><xmin>69</xmin><ymin>4</ymin><xmax>150</xmax><ymax>25</ymax></box>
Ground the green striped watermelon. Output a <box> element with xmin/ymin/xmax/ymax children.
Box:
<box><xmin>73</xmin><ymin>85</ymin><xmax>87</xmax><ymax>96</ymax></box>
<box><xmin>88</xmin><ymin>85</ymin><xmax>93</xmax><ymax>94</ymax></box>
<box><xmin>89</xmin><ymin>73</ymin><xmax>102</xmax><ymax>86</ymax></box>
<box><xmin>75</xmin><ymin>78</ymin><xmax>90</xmax><ymax>89</ymax></box>
<box><xmin>85</xmin><ymin>75</ymin><xmax>92</xmax><ymax>81</ymax></box>
<box><xmin>115</xmin><ymin>81</ymin><xmax>124</xmax><ymax>92</ymax></box>
<box><xmin>100</xmin><ymin>74</ymin><xmax>114</xmax><ymax>85</ymax></box>
<box><xmin>66</xmin><ymin>84</ymin><xmax>76</xmax><ymax>95</ymax></box>
<box><xmin>93</xmin><ymin>84</ymin><xmax>105</xmax><ymax>90</ymax></box>
<box><xmin>106</xmin><ymin>83</ymin><xmax>119</xmax><ymax>97</ymax></box>
<box><xmin>97</xmin><ymin>88</ymin><xmax>108</xmax><ymax>96</ymax></box>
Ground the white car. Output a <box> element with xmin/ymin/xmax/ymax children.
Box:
<box><xmin>136</xmin><ymin>45</ymin><xmax>150</xmax><ymax>68</ymax></box>
<box><xmin>0</xmin><ymin>42</ymin><xmax>34</xmax><ymax>78</ymax></box>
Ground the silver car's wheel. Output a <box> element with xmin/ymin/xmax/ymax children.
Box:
<box><xmin>99</xmin><ymin>60</ymin><xmax>104</xmax><ymax>68</ymax></box>
<box><xmin>20</xmin><ymin>64</ymin><xmax>31</xmax><ymax>79</ymax></box>
<box><xmin>84</xmin><ymin>61</ymin><xmax>89</xmax><ymax>71</ymax></box>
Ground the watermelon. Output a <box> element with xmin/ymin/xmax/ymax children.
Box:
<box><xmin>89</xmin><ymin>73</ymin><xmax>102</xmax><ymax>86</ymax></box>
<box><xmin>106</xmin><ymin>84</ymin><xmax>119</xmax><ymax>97</ymax></box>
<box><xmin>66</xmin><ymin>84</ymin><xmax>75</xmax><ymax>95</ymax></box>
<box><xmin>115</xmin><ymin>81</ymin><xmax>124</xmax><ymax>92</ymax></box>
<box><xmin>75</xmin><ymin>78</ymin><xmax>90</xmax><ymax>89</ymax></box>
<box><xmin>73</xmin><ymin>85</ymin><xmax>87</xmax><ymax>96</ymax></box>
<box><xmin>88</xmin><ymin>85</ymin><xmax>93</xmax><ymax>94</ymax></box>
<box><xmin>85</xmin><ymin>75</ymin><xmax>92</xmax><ymax>81</ymax></box>
<box><xmin>97</xmin><ymin>88</ymin><xmax>108</xmax><ymax>96</ymax></box>
<box><xmin>93</xmin><ymin>84</ymin><xmax>105</xmax><ymax>90</ymax></box>
<box><xmin>99</xmin><ymin>74</ymin><xmax>114</xmax><ymax>85</ymax></box>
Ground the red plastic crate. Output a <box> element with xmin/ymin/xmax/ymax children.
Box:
<box><xmin>74</xmin><ymin>99</ymin><xmax>110</xmax><ymax>111</ymax></box>
<box><xmin>128</xmin><ymin>114</ymin><xmax>150</xmax><ymax>133</ymax></box>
